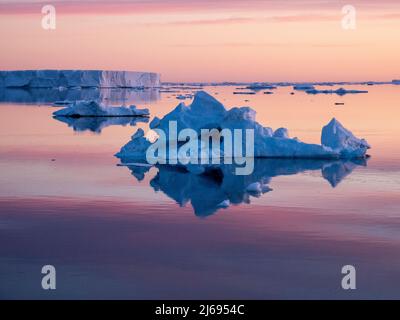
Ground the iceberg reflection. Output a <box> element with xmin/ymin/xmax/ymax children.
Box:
<box><xmin>120</xmin><ymin>158</ymin><xmax>367</xmax><ymax>217</ymax></box>
<box><xmin>54</xmin><ymin>116</ymin><xmax>149</xmax><ymax>133</ymax></box>
<box><xmin>0</xmin><ymin>88</ymin><xmax>160</xmax><ymax>105</ymax></box>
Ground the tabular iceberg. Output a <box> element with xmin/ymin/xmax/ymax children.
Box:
<box><xmin>116</xmin><ymin>91</ymin><xmax>370</xmax><ymax>163</ymax></box>
<box><xmin>0</xmin><ymin>70</ymin><xmax>160</xmax><ymax>88</ymax></box>
<box><xmin>53</xmin><ymin>100</ymin><xmax>150</xmax><ymax>118</ymax></box>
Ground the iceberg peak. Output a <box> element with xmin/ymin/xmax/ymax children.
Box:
<box><xmin>321</xmin><ymin>118</ymin><xmax>370</xmax><ymax>158</ymax></box>
<box><xmin>190</xmin><ymin>91</ymin><xmax>226</xmax><ymax>114</ymax></box>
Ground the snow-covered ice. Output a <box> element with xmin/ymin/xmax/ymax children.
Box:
<box><xmin>53</xmin><ymin>100</ymin><xmax>150</xmax><ymax>118</ymax></box>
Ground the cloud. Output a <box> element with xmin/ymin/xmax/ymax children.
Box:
<box><xmin>1</xmin><ymin>0</ymin><xmax>400</xmax><ymax>16</ymax></box>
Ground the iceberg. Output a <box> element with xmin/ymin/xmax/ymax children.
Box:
<box><xmin>0</xmin><ymin>70</ymin><xmax>160</xmax><ymax>88</ymax></box>
<box><xmin>321</xmin><ymin>118</ymin><xmax>370</xmax><ymax>158</ymax></box>
<box><xmin>53</xmin><ymin>100</ymin><xmax>150</xmax><ymax>118</ymax></box>
<box><xmin>116</xmin><ymin>91</ymin><xmax>370</xmax><ymax>163</ymax></box>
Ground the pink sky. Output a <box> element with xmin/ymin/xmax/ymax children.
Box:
<box><xmin>0</xmin><ymin>0</ymin><xmax>399</xmax><ymax>82</ymax></box>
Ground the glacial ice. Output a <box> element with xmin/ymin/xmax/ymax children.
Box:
<box><xmin>0</xmin><ymin>70</ymin><xmax>160</xmax><ymax>88</ymax></box>
<box><xmin>116</xmin><ymin>91</ymin><xmax>370</xmax><ymax>162</ymax></box>
<box><xmin>53</xmin><ymin>100</ymin><xmax>150</xmax><ymax>118</ymax></box>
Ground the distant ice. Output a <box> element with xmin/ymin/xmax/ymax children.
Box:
<box><xmin>306</xmin><ymin>87</ymin><xmax>368</xmax><ymax>96</ymax></box>
<box><xmin>293</xmin><ymin>84</ymin><xmax>315</xmax><ymax>91</ymax></box>
<box><xmin>246</xmin><ymin>83</ymin><xmax>277</xmax><ymax>91</ymax></box>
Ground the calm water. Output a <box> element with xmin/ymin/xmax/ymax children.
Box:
<box><xmin>0</xmin><ymin>85</ymin><xmax>400</xmax><ymax>299</ymax></box>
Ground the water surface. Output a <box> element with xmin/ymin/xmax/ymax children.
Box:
<box><xmin>0</xmin><ymin>85</ymin><xmax>400</xmax><ymax>299</ymax></box>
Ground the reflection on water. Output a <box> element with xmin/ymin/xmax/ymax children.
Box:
<box><xmin>0</xmin><ymin>87</ymin><xmax>160</xmax><ymax>105</ymax></box>
<box><xmin>122</xmin><ymin>158</ymin><xmax>367</xmax><ymax>216</ymax></box>
<box><xmin>53</xmin><ymin>116</ymin><xmax>149</xmax><ymax>133</ymax></box>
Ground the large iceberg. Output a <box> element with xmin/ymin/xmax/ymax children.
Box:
<box><xmin>53</xmin><ymin>100</ymin><xmax>150</xmax><ymax>118</ymax></box>
<box><xmin>116</xmin><ymin>91</ymin><xmax>370</xmax><ymax>163</ymax></box>
<box><xmin>0</xmin><ymin>70</ymin><xmax>160</xmax><ymax>88</ymax></box>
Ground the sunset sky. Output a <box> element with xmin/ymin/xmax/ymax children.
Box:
<box><xmin>0</xmin><ymin>0</ymin><xmax>399</xmax><ymax>82</ymax></box>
